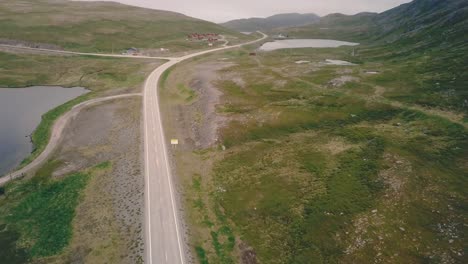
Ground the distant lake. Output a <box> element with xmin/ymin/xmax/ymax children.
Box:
<box><xmin>0</xmin><ymin>86</ymin><xmax>88</xmax><ymax>176</ymax></box>
<box><xmin>259</xmin><ymin>39</ymin><xmax>359</xmax><ymax>51</ymax></box>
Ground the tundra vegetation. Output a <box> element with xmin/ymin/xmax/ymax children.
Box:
<box><xmin>163</xmin><ymin>3</ymin><xmax>466</xmax><ymax>262</ymax></box>
<box><xmin>0</xmin><ymin>161</ymin><xmax>109</xmax><ymax>263</ymax></box>
<box><xmin>161</xmin><ymin>18</ymin><xmax>467</xmax><ymax>264</ymax></box>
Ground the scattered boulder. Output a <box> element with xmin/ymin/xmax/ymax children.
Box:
<box><xmin>328</xmin><ymin>76</ymin><xmax>359</xmax><ymax>87</ymax></box>
<box><xmin>239</xmin><ymin>242</ymin><xmax>257</xmax><ymax>264</ymax></box>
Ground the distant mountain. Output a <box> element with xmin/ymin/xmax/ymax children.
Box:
<box><xmin>221</xmin><ymin>13</ymin><xmax>320</xmax><ymax>32</ymax></box>
<box><xmin>284</xmin><ymin>0</ymin><xmax>468</xmax><ymax>113</ymax></box>
<box><xmin>284</xmin><ymin>0</ymin><xmax>468</xmax><ymax>49</ymax></box>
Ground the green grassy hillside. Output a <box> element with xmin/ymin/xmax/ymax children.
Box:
<box><xmin>0</xmin><ymin>0</ymin><xmax>251</xmax><ymax>53</ymax></box>
<box><xmin>284</xmin><ymin>12</ymin><xmax>379</xmax><ymax>41</ymax></box>
<box><xmin>222</xmin><ymin>13</ymin><xmax>320</xmax><ymax>32</ymax></box>
<box><xmin>283</xmin><ymin>0</ymin><xmax>468</xmax><ymax>117</ymax></box>
<box><xmin>285</xmin><ymin>0</ymin><xmax>468</xmax><ymax>47</ymax></box>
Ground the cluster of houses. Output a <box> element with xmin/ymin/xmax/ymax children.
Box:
<box><xmin>121</xmin><ymin>33</ymin><xmax>222</xmax><ymax>55</ymax></box>
<box><xmin>187</xmin><ymin>33</ymin><xmax>219</xmax><ymax>42</ymax></box>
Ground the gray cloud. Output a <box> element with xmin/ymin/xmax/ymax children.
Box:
<box><xmin>78</xmin><ymin>0</ymin><xmax>411</xmax><ymax>22</ymax></box>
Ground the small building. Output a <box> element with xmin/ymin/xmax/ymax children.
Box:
<box><xmin>249</xmin><ymin>52</ymin><xmax>256</xmax><ymax>56</ymax></box>
<box><xmin>125</xmin><ymin>47</ymin><xmax>139</xmax><ymax>54</ymax></box>
<box><xmin>273</xmin><ymin>34</ymin><xmax>288</xmax><ymax>40</ymax></box>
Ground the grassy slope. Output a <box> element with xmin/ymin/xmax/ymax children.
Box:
<box><xmin>0</xmin><ymin>52</ymin><xmax>158</xmax><ymax>91</ymax></box>
<box><xmin>282</xmin><ymin>12</ymin><xmax>378</xmax><ymax>41</ymax></box>
<box><xmin>0</xmin><ymin>0</ymin><xmax>251</xmax><ymax>53</ymax></box>
<box><xmin>282</xmin><ymin>0</ymin><xmax>468</xmax><ymax>116</ymax></box>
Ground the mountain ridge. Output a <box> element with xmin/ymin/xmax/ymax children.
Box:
<box><xmin>221</xmin><ymin>12</ymin><xmax>320</xmax><ymax>32</ymax></box>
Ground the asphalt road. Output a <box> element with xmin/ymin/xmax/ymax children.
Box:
<box><xmin>143</xmin><ymin>32</ymin><xmax>267</xmax><ymax>264</ymax></box>
<box><xmin>0</xmin><ymin>32</ymin><xmax>267</xmax><ymax>263</ymax></box>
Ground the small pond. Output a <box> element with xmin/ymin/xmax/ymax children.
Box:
<box><xmin>325</xmin><ymin>59</ymin><xmax>356</xmax><ymax>66</ymax></box>
<box><xmin>0</xmin><ymin>86</ymin><xmax>88</xmax><ymax>176</ymax></box>
<box><xmin>259</xmin><ymin>39</ymin><xmax>359</xmax><ymax>51</ymax></box>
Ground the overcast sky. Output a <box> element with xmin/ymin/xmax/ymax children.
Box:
<box><xmin>79</xmin><ymin>0</ymin><xmax>412</xmax><ymax>23</ymax></box>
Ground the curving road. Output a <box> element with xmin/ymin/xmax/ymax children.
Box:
<box><xmin>0</xmin><ymin>32</ymin><xmax>267</xmax><ymax>263</ymax></box>
<box><xmin>143</xmin><ymin>32</ymin><xmax>267</xmax><ymax>264</ymax></box>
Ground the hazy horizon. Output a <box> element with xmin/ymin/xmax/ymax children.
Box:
<box><xmin>77</xmin><ymin>0</ymin><xmax>412</xmax><ymax>23</ymax></box>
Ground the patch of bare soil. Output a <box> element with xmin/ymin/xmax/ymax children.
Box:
<box><xmin>379</xmin><ymin>153</ymin><xmax>411</xmax><ymax>199</ymax></box>
<box><xmin>319</xmin><ymin>137</ymin><xmax>358</xmax><ymax>155</ymax></box>
<box><xmin>239</xmin><ymin>242</ymin><xmax>257</xmax><ymax>264</ymax></box>
<box><xmin>0</xmin><ymin>45</ymin><xmax>71</xmax><ymax>56</ymax></box>
<box><xmin>372</xmin><ymin>85</ymin><xmax>386</xmax><ymax>98</ymax></box>
<box><xmin>0</xmin><ymin>38</ymin><xmax>63</xmax><ymax>50</ymax></box>
<box><xmin>328</xmin><ymin>75</ymin><xmax>359</xmax><ymax>87</ymax></box>
<box><xmin>53</xmin><ymin>98</ymin><xmax>144</xmax><ymax>263</ymax></box>
<box><xmin>178</xmin><ymin>62</ymin><xmax>234</xmax><ymax>149</ymax></box>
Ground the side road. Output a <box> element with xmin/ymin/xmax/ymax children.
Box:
<box><xmin>0</xmin><ymin>31</ymin><xmax>267</xmax><ymax>264</ymax></box>
<box><xmin>0</xmin><ymin>32</ymin><xmax>266</xmax><ymax>187</ymax></box>
<box><xmin>0</xmin><ymin>44</ymin><xmax>173</xmax><ymax>60</ymax></box>
<box><xmin>0</xmin><ymin>93</ymin><xmax>142</xmax><ymax>185</ymax></box>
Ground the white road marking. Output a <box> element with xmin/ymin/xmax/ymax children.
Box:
<box><xmin>143</xmin><ymin>77</ymin><xmax>154</xmax><ymax>264</ymax></box>
<box><xmin>0</xmin><ymin>32</ymin><xmax>268</xmax><ymax>264</ymax></box>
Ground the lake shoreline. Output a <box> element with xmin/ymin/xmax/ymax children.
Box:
<box><xmin>0</xmin><ymin>86</ymin><xmax>89</xmax><ymax>175</ymax></box>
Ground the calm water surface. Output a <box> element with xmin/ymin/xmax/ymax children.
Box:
<box><xmin>0</xmin><ymin>86</ymin><xmax>88</xmax><ymax>175</ymax></box>
<box><xmin>259</xmin><ymin>39</ymin><xmax>359</xmax><ymax>51</ymax></box>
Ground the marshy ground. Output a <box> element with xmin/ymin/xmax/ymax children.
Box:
<box><xmin>0</xmin><ymin>48</ymin><xmax>158</xmax><ymax>263</ymax></box>
<box><xmin>161</xmin><ymin>44</ymin><xmax>467</xmax><ymax>264</ymax></box>
<box><xmin>0</xmin><ymin>97</ymin><xmax>144</xmax><ymax>264</ymax></box>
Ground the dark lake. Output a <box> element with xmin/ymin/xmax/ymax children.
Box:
<box><xmin>0</xmin><ymin>86</ymin><xmax>88</xmax><ymax>176</ymax></box>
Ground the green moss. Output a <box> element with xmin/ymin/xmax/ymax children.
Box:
<box><xmin>0</xmin><ymin>226</ymin><xmax>27</xmax><ymax>264</ymax></box>
<box><xmin>19</xmin><ymin>93</ymin><xmax>92</xmax><ymax>168</ymax></box>
<box><xmin>159</xmin><ymin>67</ymin><xmax>173</xmax><ymax>89</ymax></box>
<box><xmin>177</xmin><ymin>83</ymin><xmax>197</xmax><ymax>102</ymax></box>
<box><xmin>8</xmin><ymin>173</ymin><xmax>89</xmax><ymax>257</ymax></box>
<box><xmin>0</xmin><ymin>162</ymin><xmax>112</xmax><ymax>260</ymax></box>
<box><xmin>195</xmin><ymin>246</ymin><xmax>209</xmax><ymax>264</ymax></box>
